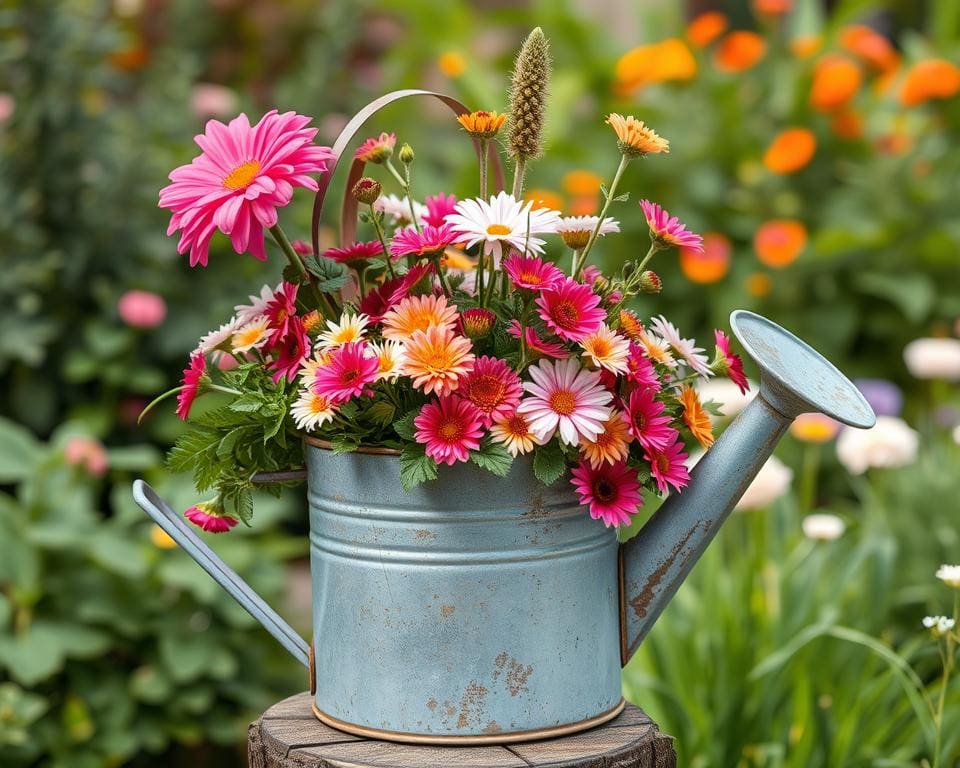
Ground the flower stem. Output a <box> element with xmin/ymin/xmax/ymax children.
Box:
<box><xmin>933</xmin><ymin>592</ymin><xmax>960</xmax><ymax>768</ymax></box>
<box><xmin>210</xmin><ymin>384</ymin><xmax>242</xmax><ymax>397</ymax></box>
<box><xmin>368</xmin><ymin>205</ymin><xmax>396</xmax><ymax>280</ymax></box>
<box><xmin>798</xmin><ymin>443</ymin><xmax>820</xmax><ymax>513</ymax></box>
<box><xmin>386</xmin><ymin>159</ymin><xmax>421</xmax><ymax>233</ymax></box>
<box><xmin>511</xmin><ymin>156</ymin><xmax>527</xmax><ymax>198</ymax></box>
<box><xmin>479</xmin><ymin>139</ymin><xmax>489</xmax><ymax>200</ymax></box>
<box><xmin>477</xmin><ymin>250</ymin><xmax>486</xmax><ymax>307</ymax></box>
<box><xmin>433</xmin><ymin>255</ymin><xmax>453</xmax><ymax>297</ymax></box>
<box><xmin>269</xmin><ymin>224</ymin><xmax>333</xmax><ymax>317</ymax></box>
<box><xmin>575</xmin><ymin>154</ymin><xmax>630</xmax><ymax>275</ymax></box>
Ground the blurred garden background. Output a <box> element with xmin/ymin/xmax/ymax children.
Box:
<box><xmin>2</xmin><ymin>0</ymin><xmax>959</xmax><ymax>765</ymax></box>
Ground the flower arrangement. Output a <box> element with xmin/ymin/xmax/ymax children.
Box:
<box><xmin>149</xmin><ymin>28</ymin><xmax>749</xmax><ymax>533</ymax></box>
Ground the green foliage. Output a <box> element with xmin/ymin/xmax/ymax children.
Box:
<box><xmin>399</xmin><ymin>443</ymin><xmax>438</xmax><ymax>491</ymax></box>
<box><xmin>532</xmin><ymin>441</ymin><xmax>567</xmax><ymax>486</ymax></box>
<box><xmin>469</xmin><ymin>439</ymin><xmax>513</xmax><ymax>476</ymax></box>
<box><xmin>304</xmin><ymin>255</ymin><xmax>350</xmax><ymax>293</ymax></box>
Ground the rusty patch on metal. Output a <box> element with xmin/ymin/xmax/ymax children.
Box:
<box><xmin>439</xmin><ymin>604</ymin><xmax>456</xmax><ymax>618</ymax></box>
<box><xmin>456</xmin><ymin>681</ymin><xmax>488</xmax><ymax>729</ymax></box>
<box><xmin>426</xmin><ymin>698</ymin><xmax>438</xmax><ymax>711</ymax></box>
<box><xmin>492</xmin><ymin>652</ymin><xmax>533</xmax><ymax>696</ymax></box>
<box><xmin>443</xmin><ymin>701</ymin><xmax>456</xmax><ymax>717</ymax></box>
<box><xmin>629</xmin><ymin>523</ymin><xmax>699</xmax><ymax>619</ymax></box>
<box><xmin>522</xmin><ymin>496</ymin><xmax>550</xmax><ymax>518</ymax></box>
<box><xmin>333</xmin><ymin>493</ymin><xmax>344</xmax><ymax>502</ymax></box>
<box><xmin>414</xmin><ymin>529</ymin><xmax>435</xmax><ymax>540</ymax></box>
<box><xmin>483</xmin><ymin>721</ymin><xmax>502</xmax><ymax>734</ymax></box>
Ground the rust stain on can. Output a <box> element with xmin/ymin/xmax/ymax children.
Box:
<box><xmin>456</xmin><ymin>681</ymin><xmax>488</xmax><ymax>729</ymax></box>
<box><xmin>629</xmin><ymin>524</ymin><xmax>698</xmax><ymax>619</ymax></box>
<box><xmin>522</xmin><ymin>496</ymin><xmax>550</xmax><ymax>519</ymax></box>
<box><xmin>492</xmin><ymin>652</ymin><xmax>533</xmax><ymax>696</ymax></box>
<box><xmin>483</xmin><ymin>721</ymin><xmax>502</xmax><ymax>734</ymax></box>
<box><xmin>426</xmin><ymin>698</ymin><xmax>438</xmax><ymax>711</ymax></box>
<box><xmin>439</xmin><ymin>604</ymin><xmax>456</xmax><ymax>618</ymax></box>
<box><xmin>413</xmin><ymin>529</ymin><xmax>435</xmax><ymax>540</ymax></box>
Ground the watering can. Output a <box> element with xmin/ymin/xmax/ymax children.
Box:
<box><xmin>133</xmin><ymin>309</ymin><xmax>875</xmax><ymax>745</ymax></box>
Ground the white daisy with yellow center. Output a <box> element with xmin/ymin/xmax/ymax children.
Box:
<box><xmin>298</xmin><ymin>350</ymin><xmax>332</xmax><ymax>382</ymax></box>
<box><xmin>556</xmin><ymin>215</ymin><xmax>620</xmax><ymax>250</ymax></box>
<box><xmin>579</xmin><ymin>323</ymin><xmax>630</xmax><ymax>374</ymax></box>
<box><xmin>316</xmin><ymin>313</ymin><xmax>370</xmax><ymax>350</ymax></box>
<box><xmin>368</xmin><ymin>340</ymin><xmax>407</xmax><ymax>382</ymax></box>
<box><xmin>231</xmin><ymin>315</ymin><xmax>271</xmax><ymax>354</ymax></box>
<box><xmin>290</xmin><ymin>388</ymin><xmax>337</xmax><ymax>432</ymax></box>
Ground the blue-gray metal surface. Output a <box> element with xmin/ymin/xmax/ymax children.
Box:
<box><xmin>305</xmin><ymin>447</ymin><xmax>622</xmax><ymax>737</ymax></box>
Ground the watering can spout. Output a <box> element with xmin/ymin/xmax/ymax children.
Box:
<box><xmin>619</xmin><ymin>310</ymin><xmax>875</xmax><ymax>664</ymax></box>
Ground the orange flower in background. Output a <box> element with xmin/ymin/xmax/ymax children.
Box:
<box><xmin>746</xmin><ymin>272</ymin><xmax>773</xmax><ymax>297</ymax></box>
<box><xmin>754</xmin><ymin>220</ymin><xmax>807</xmax><ymax>268</ymax></box>
<box><xmin>900</xmin><ymin>59</ymin><xmax>960</xmax><ymax>106</ymax></box>
<box><xmin>790</xmin><ymin>35</ymin><xmax>822</xmax><ymax>59</ymax></box>
<box><xmin>524</xmin><ymin>189</ymin><xmax>564</xmax><ymax>212</ymax></box>
<box><xmin>831</xmin><ymin>109</ymin><xmax>864</xmax><ymax>140</ymax></box>
<box><xmin>568</xmin><ymin>196</ymin><xmax>599</xmax><ymax>216</ymax></box>
<box><xmin>840</xmin><ymin>25</ymin><xmax>899</xmax><ymax>73</ymax></box>
<box><xmin>790</xmin><ymin>412</ymin><xmax>840</xmax><ymax>443</ymax></box>
<box><xmin>615</xmin><ymin>38</ymin><xmax>697</xmax><ymax>91</ymax></box>
<box><xmin>438</xmin><ymin>51</ymin><xmax>466</xmax><ymax>79</ymax></box>
<box><xmin>753</xmin><ymin>0</ymin><xmax>792</xmax><ymax>16</ymax></box>
<box><xmin>875</xmin><ymin>130</ymin><xmax>913</xmax><ymax>155</ymax></box>
<box><xmin>110</xmin><ymin>44</ymin><xmax>149</xmax><ymax>72</ymax></box>
<box><xmin>562</xmin><ymin>170</ymin><xmax>603</xmax><ymax>197</ymax></box>
<box><xmin>763</xmin><ymin>128</ymin><xmax>816</xmax><ymax>174</ymax></box>
<box><xmin>810</xmin><ymin>55</ymin><xmax>862</xmax><ymax>112</ymax></box>
<box><xmin>680</xmin><ymin>232</ymin><xmax>731</xmax><ymax>284</ymax></box>
<box><xmin>687</xmin><ymin>12</ymin><xmax>728</xmax><ymax>48</ymax></box>
<box><xmin>715</xmin><ymin>31</ymin><xmax>767</xmax><ymax>73</ymax></box>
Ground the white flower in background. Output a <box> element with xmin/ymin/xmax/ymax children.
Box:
<box><xmin>936</xmin><ymin>564</ymin><xmax>960</xmax><ymax>588</ymax></box>
<box><xmin>374</xmin><ymin>194</ymin><xmax>426</xmax><ymax>227</ymax></box>
<box><xmin>953</xmin><ymin>423</ymin><xmax>960</xmax><ymax>446</ymax></box>
<box><xmin>903</xmin><ymin>338</ymin><xmax>960</xmax><ymax>380</ymax></box>
<box><xmin>316</xmin><ymin>313</ymin><xmax>370</xmax><ymax>350</ymax></box>
<box><xmin>196</xmin><ymin>317</ymin><xmax>240</xmax><ymax>354</ymax></box>
<box><xmin>445</xmin><ymin>191</ymin><xmax>560</xmax><ymax>265</ymax></box>
<box><xmin>922</xmin><ymin>615</ymin><xmax>956</xmax><ymax>637</ymax></box>
<box><xmin>235</xmin><ymin>282</ymin><xmax>282</xmax><ymax>324</ymax></box>
<box><xmin>650</xmin><ymin>315</ymin><xmax>712</xmax><ymax>377</ymax></box>
<box><xmin>735</xmin><ymin>455</ymin><xmax>793</xmax><ymax>511</ymax></box>
<box><xmin>696</xmin><ymin>378</ymin><xmax>756</xmax><ymax>418</ymax></box>
<box><xmin>367</xmin><ymin>340</ymin><xmax>407</xmax><ymax>382</ymax></box>
<box><xmin>802</xmin><ymin>513</ymin><xmax>846</xmax><ymax>541</ymax></box>
<box><xmin>835</xmin><ymin>416</ymin><xmax>919</xmax><ymax>475</ymax></box>
<box><xmin>231</xmin><ymin>315</ymin><xmax>271</xmax><ymax>354</ymax></box>
<box><xmin>556</xmin><ymin>215</ymin><xmax>619</xmax><ymax>249</ymax></box>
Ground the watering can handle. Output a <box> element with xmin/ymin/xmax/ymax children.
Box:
<box><xmin>132</xmin><ymin>480</ymin><xmax>311</xmax><ymax>670</ymax></box>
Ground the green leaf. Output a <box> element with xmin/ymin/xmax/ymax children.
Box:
<box><xmin>533</xmin><ymin>441</ymin><xmax>567</xmax><ymax>486</ymax></box>
<box><xmin>366</xmin><ymin>401</ymin><xmax>396</xmax><ymax>427</ymax></box>
<box><xmin>399</xmin><ymin>444</ymin><xmax>437</xmax><ymax>491</ymax></box>
<box><xmin>304</xmin><ymin>255</ymin><xmax>349</xmax><ymax>293</ymax></box>
<box><xmin>329</xmin><ymin>435</ymin><xmax>360</xmax><ymax>454</ymax></box>
<box><xmin>281</xmin><ymin>263</ymin><xmax>304</xmax><ymax>285</ymax></box>
<box><xmin>0</xmin><ymin>417</ymin><xmax>41</xmax><ymax>482</ymax></box>
<box><xmin>229</xmin><ymin>394</ymin><xmax>265</xmax><ymax>412</ymax></box>
<box><xmin>612</xmin><ymin>192</ymin><xmax>630</xmax><ymax>202</ymax></box>
<box><xmin>393</xmin><ymin>410</ymin><xmax>418</xmax><ymax>441</ymax></box>
<box><xmin>470</xmin><ymin>440</ymin><xmax>513</xmax><ymax>477</ymax></box>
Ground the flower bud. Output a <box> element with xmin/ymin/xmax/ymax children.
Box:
<box><xmin>639</xmin><ymin>270</ymin><xmax>662</xmax><ymax>294</ymax></box>
<box><xmin>352</xmin><ymin>177</ymin><xmax>382</xmax><ymax>205</ymax></box>
<box><xmin>399</xmin><ymin>143</ymin><xmax>415</xmax><ymax>164</ymax></box>
<box><xmin>459</xmin><ymin>308</ymin><xmax>496</xmax><ymax>340</ymax></box>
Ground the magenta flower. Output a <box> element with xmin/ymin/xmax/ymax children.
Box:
<box><xmin>503</xmin><ymin>253</ymin><xmax>564</xmax><ymax>291</ymax></box>
<box><xmin>118</xmin><ymin>290</ymin><xmax>167</xmax><ymax>328</ymax></box>
<box><xmin>625</xmin><ymin>343</ymin><xmax>662</xmax><ymax>390</ymax></box>
<box><xmin>357</xmin><ymin>263</ymin><xmax>433</xmax><ymax>321</ymax></box>
<box><xmin>176</xmin><ymin>352</ymin><xmax>207</xmax><ymax>420</ymax></box>
<box><xmin>389</xmin><ymin>223</ymin><xmax>460</xmax><ymax>258</ymax></box>
<box><xmin>713</xmin><ymin>330</ymin><xmax>750</xmax><ymax>395</ymax></box>
<box><xmin>570</xmin><ymin>460</ymin><xmax>643</xmax><ymax>528</ymax></box>
<box><xmin>354</xmin><ymin>132</ymin><xmax>396</xmax><ymax>163</ymax></box>
<box><xmin>311</xmin><ymin>342</ymin><xmax>379</xmax><ymax>403</ymax></box>
<box><xmin>267</xmin><ymin>316</ymin><xmax>310</xmax><ymax>383</ymax></box>
<box><xmin>507</xmin><ymin>321</ymin><xmax>569</xmax><ymax>359</ymax></box>
<box><xmin>423</xmin><ymin>193</ymin><xmax>458</xmax><ymax>227</ymax></box>
<box><xmin>624</xmin><ymin>388</ymin><xmax>675</xmax><ymax>450</ymax></box>
<box><xmin>645</xmin><ymin>438</ymin><xmax>690</xmax><ymax>494</ymax></box>
<box><xmin>325</xmin><ymin>240</ymin><xmax>385</xmax><ymax>269</ymax></box>
<box><xmin>159</xmin><ymin>111</ymin><xmax>333</xmax><ymax>267</ymax></box>
<box><xmin>535</xmin><ymin>277</ymin><xmax>606</xmax><ymax>343</ymax></box>
<box><xmin>264</xmin><ymin>282</ymin><xmax>299</xmax><ymax>346</ymax></box>
<box><xmin>414</xmin><ymin>395</ymin><xmax>484</xmax><ymax>465</ymax></box>
<box><xmin>184</xmin><ymin>502</ymin><xmax>238</xmax><ymax>533</ymax></box>
<box><xmin>460</xmin><ymin>356</ymin><xmax>523</xmax><ymax>427</ymax></box>
<box><xmin>639</xmin><ymin>200</ymin><xmax>703</xmax><ymax>252</ymax></box>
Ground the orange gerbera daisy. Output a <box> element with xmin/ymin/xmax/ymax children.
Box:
<box><xmin>810</xmin><ymin>55</ymin><xmax>862</xmax><ymax>113</ymax></box>
<box><xmin>754</xmin><ymin>220</ymin><xmax>807</xmax><ymax>268</ymax></box>
<box><xmin>714</xmin><ymin>31</ymin><xmax>767</xmax><ymax>73</ymax></box>
<box><xmin>617</xmin><ymin>310</ymin><xmax>644</xmax><ymax>343</ymax></box>
<box><xmin>403</xmin><ymin>325</ymin><xmax>476</xmax><ymax>397</ymax></box>
<box><xmin>381</xmin><ymin>294</ymin><xmax>458</xmax><ymax>341</ymax></box>
<box><xmin>580</xmin><ymin>411</ymin><xmax>633</xmax><ymax>469</ymax></box>
<box><xmin>456</xmin><ymin>110</ymin><xmax>506</xmax><ymax>139</ymax></box>
<box><xmin>489</xmin><ymin>411</ymin><xmax>544</xmax><ymax>457</ymax></box>
<box><xmin>681</xmin><ymin>385</ymin><xmax>714</xmax><ymax>448</ymax></box>
<box><xmin>763</xmin><ymin>128</ymin><xmax>816</xmax><ymax>174</ymax></box>
<box><xmin>606</xmin><ymin>114</ymin><xmax>670</xmax><ymax>157</ymax></box>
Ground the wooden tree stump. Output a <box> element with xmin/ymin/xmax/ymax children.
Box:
<box><xmin>248</xmin><ymin>693</ymin><xmax>676</xmax><ymax>768</ymax></box>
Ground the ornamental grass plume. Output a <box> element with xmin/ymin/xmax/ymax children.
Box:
<box><xmin>507</xmin><ymin>27</ymin><xmax>551</xmax><ymax>195</ymax></box>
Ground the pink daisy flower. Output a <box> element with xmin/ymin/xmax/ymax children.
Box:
<box><xmin>267</xmin><ymin>316</ymin><xmax>310</xmax><ymax>383</ymax></box>
<box><xmin>311</xmin><ymin>342</ymin><xmax>379</xmax><ymax>403</ymax></box>
<box><xmin>264</xmin><ymin>282</ymin><xmax>299</xmax><ymax>346</ymax></box>
<box><xmin>325</xmin><ymin>240</ymin><xmax>385</xmax><ymax>269</ymax></box>
<box><xmin>507</xmin><ymin>321</ymin><xmax>569</xmax><ymax>359</ymax></box>
<box><xmin>570</xmin><ymin>460</ymin><xmax>643</xmax><ymax>528</ymax></box>
<box><xmin>580</xmin><ymin>265</ymin><xmax>602</xmax><ymax>286</ymax></box>
<box><xmin>358</xmin><ymin>263</ymin><xmax>433</xmax><ymax>321</ymax></box>
<box><xmin>625</xmin><ymin>343</ymin><xmax>662</xmax><ymax>390</ymax></box>
<box><xmin>639</xmin><ymin>200</ymin><xmax>703</xmax><ymax>252</ymax></box>
<box><xmin>159</xmin><ymin>110</ymin><xmax>333</xmax><ymax>267</ymax></box>
<box><xmin>460</xmin><ymin>308</ymin><xmax>497</xmax><ymax>340</ymax></box>
<box><xmin>389</xmin><ymin>223</ymin><xmax>460</xmax><ymax>258</ymax></box>
<box><xmin>184</xmin><ymin>502</ymin><xmax>238</xmax><ymax>533</ymax></box>
<box><xmin>535</xmin><ymin>277</ymin><xmax>606</xmax><ymax>343</ymax></box>
<box><xmin>176</xmin><ymin>352</ymin><xmax>207</xmax><ymax>420</ymax></box>
<box><xmin>503</xmin><ymin>253</ymin><xmax>565</xmax><ymax>291</ymax></box>
<box><xmin>624</xmin><ymin>388</ymin><xmax>675</xmax><ymax>450</ymax></box>
<box><xmin>516</xmin><ymin>357</ymin><xmax>613</xmax><ymax>445</ymax></box>
<box><xmin>423</xmin><ymin>193</ymin><xmax>458</xmax><ymax>227</ymax></box>
<box><xmin>713</xmin><ymin>330</ymin><xmax>750</xmax><ymax>395</ymax></box>
<box><xmin>414</xmin><ymin>395</ymin><xmax>484</xmax><ymax>465</ymax></box>
<box><xmin>355</xmin><ymin>132</ymin><xmax>396</xmax><ymax>163</ymax></box>
<box><xmin>460</xmin><ymin>356</ymin><xmax>523</xmax><ymax>427</ymax></box>
<box><xmin>645</xmin><ymin>438</ymin><xmax>690</xmax><ymax>494</ymax></box>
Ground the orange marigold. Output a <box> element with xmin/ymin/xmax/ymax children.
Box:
<box><xmin>753</xmin><ymin>0</ymin><xmax>792</xmax><ymax>14</ymax></box>
<box><xmin>839</xmin><ymin>25</ymin><xmax>899</xmax><ymax>73</ymax></box>
<box><xmin>680</xmin><ymin>232</ymin><xmax>731</xmax><ymax>284</ymax></box>
<box><xmin>831</xmin><ymin>109</ymin><xmax>864</xmax><ymax>140</ymax></box>
<box><xmin>745</xmin><ymin>272</ymin><xmax>773</xmax><ymax>297</ymax></box>
<box><xmin>900</xmin><ymin>59</ymin><xmax>960</xmax><ymax>107</ymax></box>
<box><xmin>615</xmin><ymin>39</ymin><xmax>697</xmax><ymax>91</ymax></box>
<box><xmin>790</xmin><ymin>35</ymin><xmax>822</xmax><ymax>60</ymax></box>
<box><xmin>456</xmin><ymin>110</ymin><xmax>506</xmax><ymax>139</ymax></box>
<box><xmin>681</xmin><ymin>385</ymin><xmax>714</xmax><ymax>448</ymax></box>
<box><xmin>562</xmin><ymin>170</ymin><xmax>603</xmax><ymax>197</ymax></box>
<box><xmin>524</xmin><ymin>189</ymin><xmax>564</xmax><ymax>212</ymax></box>
<box><xmin>687</xmin><ymin>12</ymin><xmax>728</xmax><ymax>48</ymax></box>
<box><xmin>754</xmin><ymin>220</ymin><xmax>807</xmax><ymax>268</ymax></box>
<box><xmin>714</xmin><ymin>31</ymin><xmax>767</xmax><ymax>73</ymax></box>
<box><xmin>810</xmin><ymin>55</ymin><xmax>862</xmax><ymax>112</ymax></box>
<box><xmin>438</xmin><ymin>51</ymin><xmax>466</xmax><ymax>79</ymax></box>
<box><xmin>762</xmin><ymin>128</ymin><xmax>816</xmax><ymax>174</ymax></box>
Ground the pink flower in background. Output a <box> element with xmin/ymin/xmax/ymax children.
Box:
<box><xmin>570</xmin><ymin>460</ymin><xmax>643</xmax><ymax>528</ymax></box>
<box><xmin>535</xmin><ymin>277</ymin><xmax>606</xmax><ymax>342</ymax></box>
<box><xmin>354</xmin><ymin>132</ymin><xmax>396</xmax><ymax>163</ymax></box>
<box><xmin>357</xmin><ymin>263</ymin><xmax>433</xmax><ymax>321</ymax></box>
<box><xmin>507</xmin><ymin>321</ymin><xmax>569</xmax><ymax>359</ymax></box>
<box><xmin>118</xmin><ymin>290</ymin><xmax>167</xmax><ymax>328</ymax></box>
<box><xmin>503</xmin><ymin>253</ymin><xmax>564</xmax><ymax>291</ymax></box>
<box><xmin>176</xmin><ymin>352</ymin><xmax>207</xmax><ymax>419</ymax></box>
<box><xmin>580</xmin><ymin>265</ymin><xmax>602</xmax><ymax>285</ymax></box>
<box><xmin>159</xmin><ymin>110</ymin><xmax>333</xmax><ymax>267</ymax></box>
<box><xmin>0</xmin><ymin>93</ymin><xmax>15</xmax><ymax>126</ymax></box>
<box><xmin>389</xmin><ymin>223</ymin><xmax>460</xmax><ymax>258</ymax></box>
<box><xmin>64</xmin><ymin>436</ymin><xmax>109</xmax><ymax>476</ymax></box>
<box><xmin>311</xmin><ymin>342</ymin><xmax>379</xmax><ymax>403</ymax></box>
<box><xmin>624</xmin><ymin>388</ymin><xmax>675</xmax><ymax>450</ymax></box>
<box><xmin>267</xmin><ymin>316</ymin><xmax>310</xmax><ymax>383</ymax></box>
<box><xmin>264</xmin><ymin>282</ymin><xmax>299</xmax><ymax>345</ymax></box>
<box><xmin>639</xmin><ymin>199</ymin><xmax>703</xmax><ymax>251</ymax></box>
<box><xmin>184</xmin><ymin>502</ymin><xmax>237</xmax><ymax>533</ymax></box>
<box><xmin>292</xmin><ymin>239</ymin><xmax>314</xmax><ymax>255</ymax></box>
<box><xmin>423</xmin><ymin>193</ymin><xmax>458</xmax><ymax>227</ymax></box>
<box><xmin>645</xmin><ymin>438</ymin><xmax>690</xmax><ymax>494</ymax></box>
<box><xmin>190</xmin><ymin>83</ymin><xmax>238</xmax><ymax>120</ymax></box>
<box><xmin>460</xmin><ymin>356</ymin><xmax>523</xmax><ymax>427</ymax></box>
<box><xmin>517</xmin><ymin>357</ymin><xmax>613</xmax><ymax>445</ymax></box>
<box><xmin>414</xmin><ymin>395</ymin><xmax>484</xmax><ymax>465</ymax></box>
<box><xmin>326</xmin><ymin>240</ymin><xmax>385</xmax><ymax>268</ymax></box>
<box><xmin>713</xmin><ymin>329</ymin><xmax>750</xmax><ymax>394</ymax></box>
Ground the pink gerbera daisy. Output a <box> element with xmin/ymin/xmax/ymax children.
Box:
<box><xmin>624</xmin><ymin>388</ymin><xmax>676</xmax><ymax>450</ymax></box>
<box><xmin>645</xmin><ymin>438</ymin><xmax>690</xmax><ymax>494</ymax></box>
<box><xmin>503</xmin><ymin>253</ymin><xmax>565</xmax><ymax>291</ymax></box>
<box><xmin>460</xmin><ymin>356</ymin><xmax>523</xmax><ymax>427</ymax></box>
<box><xmin>389</xmin><ymin>223</ymin><xmax>460</xmax><ymax>259</ymax></box>
<box><xmin>267</xmin><ymin>316</ymin><xmax>310</xmax><ymax>383</ymax></box>
<box><xmin>358</xmin><ymin>263</ymin><xmax>433</xmax><ymax>321</ymax></box>
<box><xmin>311</xmin><ymin>342</ymin><xmax>379</xmax><ymax>403</ymax></box>
<box><xmin>713</xmin><ymin>329</ymin><xmax>750</xmax><ymax>394</ymax></box>
<box><xmin>570</xmin><ymin>460</ymin><xmax>643</xmax><ymax>528</ymax></box>
<box><xmin>264</xmin><ymin>281</ymin><xmax>299</xmax><ymax>346</ymax></box>
<box><xmin>176</xmin><ymin>352</ymin><xmax>208</xmax><ymax>420</ymax></box>
<box><xmin>325</xmin><ymin>240</ymin><xmax>385</xmax><ymax>269</ymax></box>
<box><xmin>639</xmin><ymin>200</ymin><xmax>703</xmax><ymax>252</ymax></box>
<box><xmin>159</xmin><ymin>110</ymin><xmax>333</xmax><ymax>267</ymax></box>
<box><xmin>507</xmin><ymin>321</ymin><xmax>569</xmax><ymax>359</ymax></box>
<box><xmin>516</xmin><ymin>357</ymin><xmax>613</xmax><ymax>445</ymax></box>
<box><xmin>354</xmin><ymin>132</ymin><xmax>396</xmax><ymax>163</ymax></box>
<box><xmin>423</xmin><ymin>193</ymin><xmax>458</xmax><ymax>227</ymax></box>
<box><xmin>625</xmin><ymin>343</ymin><xmax>662</xmax><ymax>390</ymax></box>
<box><xmin>414</xmin><ymin>395</ymin><xmax>484</xmax><ymax>465</ymax></box>
<box><xmin>535</xmin><ymin>277</ymin><xmax>606</xmax><ymax>343</ymax></box>
<box><xmin>184</xmin><ymin>501</ymin><xmax>238</xmax><ymax>533</ymax></box>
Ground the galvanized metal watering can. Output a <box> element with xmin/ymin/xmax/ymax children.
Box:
<box><xmin>133</xmin><ymin>310</ymin><xmax>875</xmax><ymax>745</ymax></box>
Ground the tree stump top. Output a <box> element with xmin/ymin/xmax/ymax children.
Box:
<box><xmin>248</xmin><ymin>693</ymin><xmax>676</xmax><ymax>768</ymax></box>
